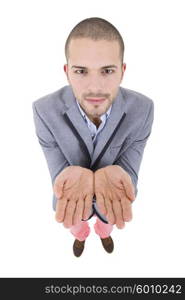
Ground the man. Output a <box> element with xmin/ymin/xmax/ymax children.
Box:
<box><xmin>32</xmin><ymin>17</ymin><xmax>154</xmax><ymax>257</ymax></box>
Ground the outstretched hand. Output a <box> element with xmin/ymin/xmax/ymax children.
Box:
<box><xmin>53</xmin><ymin>166</ymin><xmax>94</xmax><ymax>228</ymax></box>
<box><xmin>94</xmin><ymin>165</ymin><xmax>135</xmax><ymax>229</ymax></box>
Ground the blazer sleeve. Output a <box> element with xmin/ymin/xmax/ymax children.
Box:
<box><xmin>114</xmin><ymin>101</ymin><xmax>154</xmax><ymax>197</ymax></box>
<box><xmin>32</xmin><ymin>102</ymin><xmax>70</xmax><ymax>185</ymax></box>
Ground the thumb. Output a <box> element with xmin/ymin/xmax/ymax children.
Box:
<box><xmin>121</xmin><ymin>174</ymin><xmax>135</xmax><ymax>201</ymax></box>
<box><xmin>125</xmin><ymin>182</ymin><xmax>135</xmax><ymax>201</ymax></box>
<box><xmin>53</xmin><ymin>181</ymin><xmax>64</xmax><ymax>199</ymax></box>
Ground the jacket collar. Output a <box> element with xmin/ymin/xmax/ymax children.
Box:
<box><xmin>60</xmin><ymin>86</ymin><xmax>127</xmax><ymax>165</ymax></box>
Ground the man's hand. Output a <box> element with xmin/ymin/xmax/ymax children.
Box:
<box><xmin>53</xmin><ymin>166</ymin><xmax>94</xmax><ymax>228</ymax></box>
<box><xmin>94</xmin><ymin>165</ymin><xmax>135</xmax><ymax>229</ymax></box>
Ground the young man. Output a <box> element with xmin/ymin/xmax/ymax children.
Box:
<box><xmin>32</xmin><ymin>17</ymin><xmax>154</xmax><ymax>257</ymax></box>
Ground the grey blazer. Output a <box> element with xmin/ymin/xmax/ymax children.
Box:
<box><xmin>32</xmin><ymin>85</ymin><xmax>154</xmax><ymax>210</ymax></box>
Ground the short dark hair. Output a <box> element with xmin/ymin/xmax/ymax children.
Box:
<box><xmin>65</xmin><ymin>17</ymin><xmax>125</xmax><ymax>62</ymax></box>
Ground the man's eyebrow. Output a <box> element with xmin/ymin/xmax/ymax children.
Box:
<box><xmin>71</xmin><ymin>66</ymin><xmax>87</xmax><ymax>69</ymax></box>
<box><xmin>71</xmin><ymin>65</ymin><xmax>118</xmax><ymax>69</ymax></box>
<box><xmin>101</xmin><ymin>65</ymin><xmax>117</xmax><ymax>69</ymax></box>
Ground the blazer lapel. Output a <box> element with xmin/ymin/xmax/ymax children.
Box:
<box><xmin>61</xmin><ymin>86</ymin><xmax>94</xmax><ymax>162</ymax></box>
<box><xmin>90</xmin><ymin>88</ymin><xmax>127</xmax><ymax>168</ymax></box>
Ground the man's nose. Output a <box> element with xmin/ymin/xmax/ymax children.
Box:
<box><xmin>86</xmin><ymin>74</ymin><xmax>104</xmax><ymax>91</ymax></box>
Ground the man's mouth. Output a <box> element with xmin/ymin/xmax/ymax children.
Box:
<box><xmin>85</xmin><ymin>98</ymin><xmax>106</xmax><ymax>103</ymax></box>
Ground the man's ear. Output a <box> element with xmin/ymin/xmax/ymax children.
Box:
<box><xmin>64</xmin><ymin>64</ymin><xmax>69</xmax><ymax>81</ymax></box>
<box><xmin>64</xmin><ymin>64</ymin><xmax>68</xmax><ymax>74</ymax></box>
<box><xmin>120</xmin><ymin>63</ymin><xmax>126</xmax><ymax>81</ymax></box>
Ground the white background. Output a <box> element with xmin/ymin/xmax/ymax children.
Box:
<box><xmin>0</xmin><ymin>0</ymin><xmax>184</xmax><ymax>277</ymax></box>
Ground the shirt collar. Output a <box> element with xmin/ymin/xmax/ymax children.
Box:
<box><xmin>76</xmin><ymin>99</ymin><xmax>112</xmax><ymax>121</ymax></box>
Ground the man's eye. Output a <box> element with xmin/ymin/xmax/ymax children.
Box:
<box><xmin>74</xmin><ymin>69</ymin><xmax>87</xmax><ymax>74</ymax></box>
<box><xmin>103</xmin><ymin>69</ymin><xmax>114</xmax><ymax>74</ymax></box>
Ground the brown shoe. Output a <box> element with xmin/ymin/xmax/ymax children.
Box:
<box><xmin>73</xmin><ymin>239</ymin><xmax>85</xmax><ymax>257</ymax></box>
<box><xmin>100</xmin><ymin>236</ymin><xmax>114</xmax><ymax>253</ymax></box>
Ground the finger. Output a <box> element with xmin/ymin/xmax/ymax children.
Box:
<box><xmin>121</xmin><ymin>197</ymin><xmax>132</xmax><ymax>222</ymax></box>
<box><xmin>105</xmin><ymin>199</ymin><xmax>115</xmax><ymax>225</ymax></box>
<box><xmin>55</xmin><ymin>197</ymin><xmax>68</xmax><ymax>222</ymax></box>
<box><xmin>112</xmin><ymin>200</ymin><xmax>125</xmax><ymax>229</ymax></box>
<box><xmin>95</xmin><ymin>192</ymin><xmax>107</xmax><ymax>216</ymax></box>
<box><xmin>63</xmin><ymin>200</ymin><xmax>77</xmax><ymax>228</ymax></box>
<box><xmin>121</xmin><ymin>175</ymin><xmax>135</xmax><ymax>201</ymax></box>
<box><xmin>73</xmin><ymin>199</ymin><xmax>84</xmax><ymax>226</ymax></box>
<box><xmin>83</xmin><ymin>194</ymin><xmax>93</xmax><ymax>219</ymax></box>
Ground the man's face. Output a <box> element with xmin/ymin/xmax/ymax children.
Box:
<box><xmin>64</xmin><ymin>38</ymin><xmax>126</xmax><ymax>121</ymax></box>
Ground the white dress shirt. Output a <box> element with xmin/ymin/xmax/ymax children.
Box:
<box><xmin>76</xmin><ymin>100</ymin><xmax>112</xmax><ymax>146</ymax></box>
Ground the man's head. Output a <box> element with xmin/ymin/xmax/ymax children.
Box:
<box><xmin>64</xmin><ymin>17</ymin><xmax>126</xmax><ymax>122</ymax></box>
